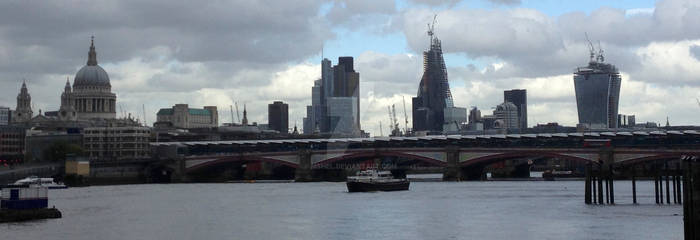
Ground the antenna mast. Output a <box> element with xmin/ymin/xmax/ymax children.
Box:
<box><xmin>142</xmin><ymin>104</ymin><xmax>146</xmax><ymax>126</ymax></box>
<box><xmin>402</xmin><ymin>96</ymin><xmax>409</xmax><ymax>135</ymax></box>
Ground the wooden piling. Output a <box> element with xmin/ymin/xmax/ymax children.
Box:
<box><xmin>666</xmin><ymin>163</ymin><xmax>671</xmax><ymax>205</ymax></box>
<box><xmin>609</xmin><ymin>168</ymin><xmax>614</xmax><ymax>205</ymax></box>
<box><xmin>660</xmin><ymin>170</ymin><xmax>665</xmax><ymax>204</ymax></box>
<box><xmin>597</xmin><ymin>173</ymin><xmax>604</xmax><ymax>205</ymax></box>
<box><xmin>655</xmin><ymin>174</ymin><xmax>660</xmax><ymax>204</ymax></box>
<box><xmin>682</xmin><ymin>155</ymin><xmax>699</xmax><ymax>240</ymax></box>
<box><xmin>585</xmin><ymin>164</ymin><xmax>592</xmax><ymax>204</ymax></box>
<box><xmin>632</xmin><ymin>174</ymin><xmax>637</xmax><ymax>204</ymax></box>
<box><xmin>676</xmin><ymin>162</ymin><xmax>682</xmax><ymax>205</ymax></box>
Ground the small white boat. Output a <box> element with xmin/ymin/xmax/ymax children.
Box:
<box><xmin>346</xmin><ymin>169</ymin><xmax>409</xmax><ymax>192</ymax></box>
<box><xmin>12</xmin><ymin>176</ymin><xmax>68</xmax><ymax>189</ymax></box>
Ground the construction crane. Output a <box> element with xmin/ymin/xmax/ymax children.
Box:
<box><xmin>229</xmin><ymin>105</ymin><xmax>235</xmax><ymax>125</ymax></box>
<box><xmin>585</xmin><ymin>32</ymin><xmax>595</xmax><ymax>62</ymax></box>
<box><xmin>402</xmin><ymin>96</ymin><xmax>409</xmax><ymax>135</ymax></box>
<box><xmin>234</xmin><ymin>102</ymin><xmax>241</xmax><ymax>124</ymax></box>
<box><xmin>387</xmin><ymin>105</ymin><xmax>400</xmax><ymax>136</ymax></box>
<box><xmin>696</xmin><ymin>98</ymin><xmax>700</xmax><ymax>109</ymax></box>
<box><xmin>427</xmin><ymin>14</ymin><xmax>437</xmax><ymax>43</ymax></box>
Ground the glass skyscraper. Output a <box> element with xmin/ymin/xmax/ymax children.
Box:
<box><xmin>573</xmin><ymin>57</ymin><xmax>621</xmax><ymax>129</ymax></box>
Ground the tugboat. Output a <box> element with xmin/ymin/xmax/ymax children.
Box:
<box><xmin>346</xmin><ymin>169</ymin><xmax>409</xmax><ymax>192</ymax></box>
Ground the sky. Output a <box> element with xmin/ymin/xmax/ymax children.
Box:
<box><xmin>0</xmin><ymin>0</ymin><xmax>698</xmax><ymax>136</ymax></box>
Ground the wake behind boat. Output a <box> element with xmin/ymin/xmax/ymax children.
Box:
<box><xmin>346</xmin><ymin>169</ymin><xmax>409</xmax><ymax>192</ymax></box>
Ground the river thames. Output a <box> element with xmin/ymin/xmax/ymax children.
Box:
<box><xmin>1</xmin><ymin>180</ymin><xmax>682</xmax><ymax>240</ymax></box>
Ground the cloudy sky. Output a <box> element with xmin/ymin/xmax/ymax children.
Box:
<box><xmin>1</xmin><ymin>0</ymin><xmax>698</xmax><ymax>135</ymax></box>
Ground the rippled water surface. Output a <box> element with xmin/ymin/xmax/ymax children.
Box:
<box><xmin>1</xmin><ymin>181</ymin><xmax>683</xmax><ymax>240</ymax></box>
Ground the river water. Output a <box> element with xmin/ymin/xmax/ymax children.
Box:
<box><xmin>1</xmin><ymin>180</ymin><xmax>683</xmax><ymax>240</ymax></box>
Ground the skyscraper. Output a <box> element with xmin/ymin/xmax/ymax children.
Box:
<box><xmin>268</xmin><ymin>101</ymin><xmax>289</xmax><ymax>134</ymax></box>
<box><xmin>412</xmin><ymin>18</ymin><xmax>454</xmax><ymax>133</ymax></box>
<box><xmin>303</xmin><ymin>57</ymin><xmax>361</xmax><ymax>135</ymax></box>
<box><xmin>573</xmin><ymin>46</ymin><xmax>621</xmax><ymax>129</ymax></box>
<box><xmin>504</xmin><ymin>89</ymin><xmax>527</xmax><ymax>130</ymax></box>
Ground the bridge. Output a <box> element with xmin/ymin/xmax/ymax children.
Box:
<box><xmin>151</xmin><ymin>130</ymin><xmax>700</xmax><ymax>182</ymax></box>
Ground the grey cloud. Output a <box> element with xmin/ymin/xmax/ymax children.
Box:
<box><xmin>407</xmin><ymin>0</ymin><xmax>460</xmax><ymax>7</ymax></box>
<box><xmin>326</xmin><ymin>0</ymin><xmax>396</xmax><ymax>28</ymax></box>
<box><xmin>487</xmin><ymin>0</ymin><xmax>521</xmax><ymax>5</ymax></box>
<box><xmin>691</xmin><ymin>45</ymin><xmax>700</xmax><ymax>61</ymax></box>
<box><xmin>397</xmin><ymin>0</ymin><xmax>699</xmax><ymax>86</ymax></box>
<box><xmin>0</xmin><ymin>0</ymin><xmax>334</xmax><ymax>115</ymax></box>
<box><xmin>356</xmin><ymin>51</ymin><xmax>422</xmax><ymax>98</ymax></box>
<box><xmin>0</xmin><ymin>1</ymin><xmax>331</xmax><ymax>66</ymax></box>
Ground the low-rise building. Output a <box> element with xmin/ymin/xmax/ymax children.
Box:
<box><xmin>156</xmin><ymin>104</ymin><xmax>218</xmax><ymax>129</ymax></box>
<box><xmin>0</xmin><ymin>125</ymin><xmax>26</xmax><ymax>163</ymax></box>
<box><xmin>83</xmin><ymin>126</ymin><xmax>151</xmax><ymax>160</ymax></box>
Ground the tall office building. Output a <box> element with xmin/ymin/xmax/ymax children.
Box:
<box><xmin>494</xmin><ymin>102</ymin><xmax>519</xmax><ymax>130</ymax></box>
<box><xmin>504</xmin><ymin>89</ymin><xmax>527</xmax><ymax>130</ymax></box>
<box><xmin>0</xmin><ymin>106</ymin><xmax>9</xmax><ymax>125</ymax></box>
<box><xmin>303</xmin><ymin>57</ymin><xmax>361</xmax><ymax>135</ymax></box>
<box><xmin>268</xmin><ymin>101</ymin><xmax>289</xmax><ymax>134</ymax></box>
<box><xmin>412</xmin><ymin>19</ymin><xmax>454</xmax><ymax>133</ymax></box>
<box><xmin>573</xmin><ymin>46</ymin><xmax>621</xmax><ymax>129</ymax></box>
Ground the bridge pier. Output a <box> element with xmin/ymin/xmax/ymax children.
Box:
<box><xmin>683</xmin><ymin>155</ymin><xmax>700</xmax><ymax>240</ymax></box>
<box><xmin>443</xmin><ymin>146</ymin><xmax>461</xmax><ymax>181</ymax></box>
<box><xmin>294</xmin><ymin>150</ymin><xmax>312</xmax><ymax>182</ymax></box>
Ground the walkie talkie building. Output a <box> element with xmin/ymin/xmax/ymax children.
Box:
<box><xmin>573</xmin><ymin>49</ymin><xmax>621</xmax><ymax>129</ymax></box>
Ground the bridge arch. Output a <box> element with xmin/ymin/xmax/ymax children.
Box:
<box><xmin>186</xmin><ymin>155</ymin><xmax>299</xmax><ymax>173</ymax></box>
<box><xmin>314</xmin><ymin>150</ymin><xmax>447</xmax><ymax>168</ymax></box>
<box><xmin>460</xmin><ymin>151</ymin><xmax>599</xmax><ymax>167</ymax></box>
<box><xmin>613</xmin><ymin>153</ymin><xmax>684</xmax><ymax>167</ymax></box>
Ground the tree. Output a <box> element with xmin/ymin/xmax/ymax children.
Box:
<box><xmin>42</xmin><ymin>141</ymin><xmax>84</xmax><ymax>162</ymax></box>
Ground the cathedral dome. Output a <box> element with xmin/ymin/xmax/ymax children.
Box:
<box><xmin>73</xmin><ymin>37</ymin><xmax>110</xmax><ymax>88</ymax></box>
<box><xmin>74</xmin><ymin>65</ymin><xmax>110</xmax><ymax>87</ymax></box>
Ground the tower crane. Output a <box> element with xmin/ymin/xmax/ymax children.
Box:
<box><xmin>388</xmin><ymin>105</ymin><xmax>400</xmax><ymax>136</ymax></box>
<box><xmin>234</xmin><ymin>102</ymin><xmax>241</xmax><ymax>124</ymax></box>
<box><xmin>585</xmin><ymin>32</ymin><xmax>595</xmax><ymax>62</ymax></box>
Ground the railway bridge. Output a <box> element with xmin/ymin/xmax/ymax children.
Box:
<box><xmin>151</xmin><ymin>130</ymin><xmax>700</xmax><ymax>182</ymax></box>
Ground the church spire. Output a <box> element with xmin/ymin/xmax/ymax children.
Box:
<box><xmin>87</xmin><ymin>36</ymin><xmax>98</xmax><ymax>66</ymax></box>
<box><xmin>242</xmin><ymin>104</ymin><xmax>248</xmax><ymax>125</ymax></box>
<box><xmin>64</xmin><ymin>77</ymin><xmax>72</xmax><ymax>92</ymax></box>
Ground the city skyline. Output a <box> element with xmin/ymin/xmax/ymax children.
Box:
<box><xmin>0</xmin><ymin>0</ymin><xmax>699</xmax><ymax>134</ymax></box>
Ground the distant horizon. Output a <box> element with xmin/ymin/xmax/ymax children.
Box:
<box><xmin>0</xmin><ymin>0</ymin><xmax>698</xmax><ymax>134</ymax></box>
